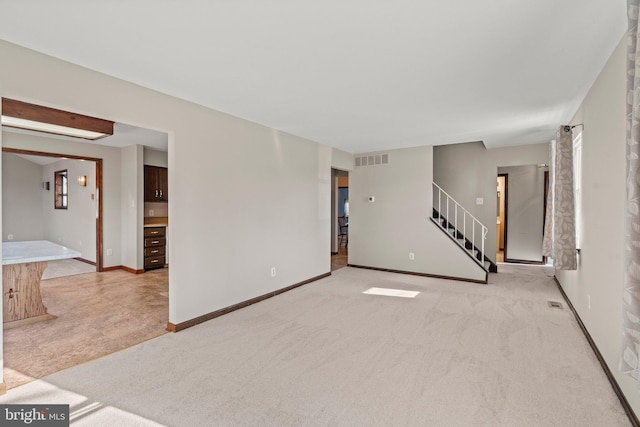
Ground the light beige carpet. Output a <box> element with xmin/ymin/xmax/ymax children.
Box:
<box><xmin>0</xmin><ymin>265</ymin><xmax>631</xmax><ymax>426</ymax></box>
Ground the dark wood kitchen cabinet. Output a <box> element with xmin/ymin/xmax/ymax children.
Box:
<box><xmin>144</xmin><ymin>165</ymin><xmax>168</xmax><ymax>202</ymax></box>
<box><xmin>144</xmin><ymin>226</ymin><xmax>166</xmax><ymax>270</ymax></box>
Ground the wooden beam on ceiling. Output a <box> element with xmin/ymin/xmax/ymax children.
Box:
<box><xmin>1</xmin><ymin>98</ymin><xmax>114</xmax><ymax>139</ymax></box>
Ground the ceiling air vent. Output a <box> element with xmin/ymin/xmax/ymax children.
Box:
<box><xmin>355</xmin><ymin>153</ymin><xmax>390</xmax><ymax>168</ymax></box>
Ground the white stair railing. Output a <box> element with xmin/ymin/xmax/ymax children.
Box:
<box><xmin>432</xmin><ymin>182</ymin><xmax>488</xmax><ymax>268</ymax></box>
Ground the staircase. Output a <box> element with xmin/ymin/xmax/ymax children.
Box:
<box><xmin>431</xmin><ymin>183</ymin><xmax>497</xmax><ymax>274</ymax></box>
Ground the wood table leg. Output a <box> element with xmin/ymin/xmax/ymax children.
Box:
<box><xmin>3</xmin><ymin>261</ymin><xmax>49</xmax><ymax>323</ymax></box>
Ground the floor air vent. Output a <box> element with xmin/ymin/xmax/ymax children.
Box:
<box><xmin>547</xmin><ymin>301</ymin><xmax>563</xmax><ymax>309</ymax></box>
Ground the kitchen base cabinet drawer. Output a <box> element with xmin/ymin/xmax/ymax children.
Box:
<box><xmin>144</xmin><ymin>227</ymin><xmax>166</xmax><ymax>237</ymax></box>
<box><xmin>144</xmin><ymin>237</ymin><xmax>166</xmax><ymax>248</ymax></box>
<box><xmin>143</xmin><ymin>225</ymin><xmax>167</xmax><ymax>271</ymax></box>
<box><xmin>144</xmin><ymin>255</ymin><xmax>165</xmax><ymax>269</ymax></box>
<box><xmin>145</xmin><ymin>246</ymin><xmax>166</xmax><ymax>257</ymax></box>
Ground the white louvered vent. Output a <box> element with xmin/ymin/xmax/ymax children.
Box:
<box><xmin>355</xmin><ymin>153</ymin><xmax>390</xmax><ymax>168</ymax></box>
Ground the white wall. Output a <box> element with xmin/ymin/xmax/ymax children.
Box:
<box><xmin>555</xmin><ymin>37</ymin><xmax>639</xmax><ymax>416</ymax></box>
<box><xmin>121</xmin><ymin>145</ymin><xmax>144</xmax><ymax>270</ymax></box>
<box><xmin>0</xmin><ymin>40</ymin><xmax>332</xmax><ymax>332</ymax></box>
<box><xmin>144</xmin><ymin>148</ymin><xmax>168</xmax><ymax>168</ymax></box>
<box><xmin>41</xmin><ymin>158</ymin><xmax>97</xmax><ymax>261</ymax></box>
<box><xmin>331</xmin><ymin>148</ymin><xmax>353</xmax><ymax>172</ymax></box>
<box><xmin>497</xmin><ymin>165</ymin><xmax>546</xmax><ymax>262</ymax></box>
<box><xmin>349</xmin><ymin>146</ymin><xmax>486</xmax><ymax>282</ymax></box>
<box><xmin>2</xmin><ymin>153</ymin><xmax>44</xmax><ymax>242</ymax></box>
<box><xmin>434</xmin><ymin>142</ymin><xmax>549</xmax><ymax>262</ymax></box>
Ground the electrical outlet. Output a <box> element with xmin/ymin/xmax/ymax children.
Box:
<box><xmin>149</xmin><ymin>209</ymin><xmax>155</xmax><ymax>217</ymax></box>
<box><xmin>409</xmin><ymin>252</ymin><xmax>415</xmax><ymax>260</ymax></box>
<box><xmin>7</xmin><ymin>234</ymin><xmax>13</xmax><ymax>240</ymax></box>
<box><xmin>107</xmin><ymin>248</ymin><xmax>113</xmax><ymax>256</ymax></box>
<box><xmin>271</xmin><ymin>267</ymin><xmax>277</xmax><ymax>277</ymax></box>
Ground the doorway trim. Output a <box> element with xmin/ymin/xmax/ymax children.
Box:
<box><xmin>2</xmin><ymin>147</ymin><xmax>104</xmax><ymax>271</ymax></box>
<box><xmin>542</xmin><ymin>170</ymin><xmax>549</xmax><ymax>264</ymax></box>
<box><xmin>498</xmin><ymin>173</ymin><xmax>508</xmax><ymax>261</ymax></box>
<box><xmin>502</xmin><ymin>168</ymin><xmax>547</xmax><ymax>265</ymax></box>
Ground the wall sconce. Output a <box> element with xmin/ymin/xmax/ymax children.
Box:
<box><xmin>78</xmin><ymin>176</ymin><xmax>87</xmax><ymax>187</ymax></box>
<box><xmin>42</xmin><ymin>181</ymin><xmax>50</xmax><ymax>191</ymax></box>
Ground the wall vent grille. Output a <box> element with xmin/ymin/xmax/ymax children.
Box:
<box><xmin>355</xmin><ymin>153</ymin><xmax>390</xmax><ymax>168</ymax></box>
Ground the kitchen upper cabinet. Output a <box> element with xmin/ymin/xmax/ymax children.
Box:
<box><xmin>145</xmin><ymin>165</ymin><xmax>168</xmax><ymax>202</ymax></box>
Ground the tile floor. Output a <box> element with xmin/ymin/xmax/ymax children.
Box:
<box><xmin>331</xmin><ymin>246</ymin><xmax>348</xmax><ymax>271</ymax></box>
<box><xmin>3</xmin><ymin>268</ymin><xmax>168</xmax><ymax>390</ymax></box>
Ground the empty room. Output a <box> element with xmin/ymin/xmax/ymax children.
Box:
<box><xmin>0</xmin><ymin>1</ymin><xmax>637</xmax><ymax>426</ymax></box>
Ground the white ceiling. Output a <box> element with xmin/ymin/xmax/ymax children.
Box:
<box><xmin>0</xmin><ymin>1</ymin><xmax>627</xmax><ymax>152</ymax></box>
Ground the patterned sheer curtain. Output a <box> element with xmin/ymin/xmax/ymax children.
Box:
<box><xmin>621</xmin><ymin>0</ymin><xmax>640</xmax><ymax>382</ymax></box>
<box><xmin>542</xmin><ymin>127</ymin><xmax>577</xmax><ymax>270</ymax></box>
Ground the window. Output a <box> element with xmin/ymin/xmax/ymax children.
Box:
<box><xmin>573</xmin><ymin>132</ymin><xmax>582</xmax><ymax>249</ymax></box>
<box><xmin>54</xmin><ymin>169</ymin><xmax>68</xmax><ymax>209</ymax></box>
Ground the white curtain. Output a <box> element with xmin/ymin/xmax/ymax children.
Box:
<box><xmin>620</xmin><ymin>0</ymin><xmax>640</xmax><ymax>382</ymax></box>
<box><xmin>542</xmin><ymin>126</ymin><xmax>577</xmax><ymax>270</ymax></box>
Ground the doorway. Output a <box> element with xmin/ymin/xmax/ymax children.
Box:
<box><xmin>2</xmin><ymin>147</ymin><xmax>104</xmax><ymax>271</ymax></box>
<box><xmin>331</xmin><ymin>169</ymin><xmax>349</xmax><ymax>271</ymax></box>
<box><xmin>496</xmin><ymin>164</ymin><xmax>547</xmax><ymax>264</ymax></box>
<box><xmin>496</xmin><ymin>174</ymin><xmax>507</xmax><ymax>262</ymax></box>
<box><xmin>1</xmin><ymin>112</ymin><xmax>169</xmax><ymax>390</ymax></box>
